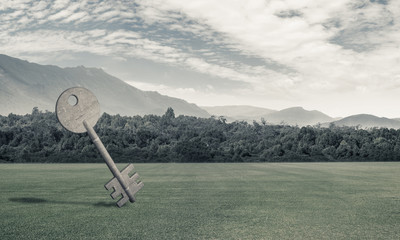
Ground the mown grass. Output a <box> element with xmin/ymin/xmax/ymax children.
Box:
<box><xmin>1</xmin><ymin>162</ymin><xmax>399</xmax><ymax>239</ymax></box>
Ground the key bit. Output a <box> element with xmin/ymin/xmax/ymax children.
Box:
<box><xmin>105</xmin><ymin>164</ymin><xmax>144</xmax><ymax>207</ymax></box>
<box><xmin>56</xmin><ymin>87</ymin><xmax>143</xmax><ymax>207</ymax></box>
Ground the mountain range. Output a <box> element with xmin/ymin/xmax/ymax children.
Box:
<box><xmin>324</xmin><ymin>114</ymin><xmax>400</xmax><ymax>129</ymax></box>
<box><xmin>0</xmin><ymin>54</ymin><xmax>209</xmax><ymax>117</ymax></box>
<box><xmin>1</xmin><ymin>54</ymin><xmax>399</xmax><ymax>129</ymax></box>
<box><xmin>203</xmin><ymin>105</ymin><xmax>336</xmax><ymax>126</ymax></box>
<box><xmin>264</xmin><ymin>106</ymin><xmax>335</xmax><ymax>126</ymax></box>
<box><xmin>204</xmin><ymin>105</ymin><xmax>400</xmax><ymax>128</ymax></box>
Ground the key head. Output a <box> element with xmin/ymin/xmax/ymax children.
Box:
<box><xmin>56</xmin><ymin>87</ymin><xmax>100</xmax><ymax>133</ymax></box>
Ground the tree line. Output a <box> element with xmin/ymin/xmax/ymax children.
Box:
<box><xmin>1</xmin><ymin>107</ymin><xmax>400</xmax><ymax>163</ymax></box>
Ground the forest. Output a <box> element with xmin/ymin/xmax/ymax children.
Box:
<box><xmin>1</xmin><ymin>107</ymin><xmax>400</xmax><ymax>163</ymax></box>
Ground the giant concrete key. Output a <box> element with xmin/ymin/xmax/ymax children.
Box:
<box><xmin>56</xmin><ymin>87</ymin><xmax>143</xmax><ymax>207</ymax></box>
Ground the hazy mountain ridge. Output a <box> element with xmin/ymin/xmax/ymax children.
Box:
<box><xmin>325</xmin><ymin>114</ymin><xmax>400</xmax><ymax>129</ymax></box>
<box><xmin>202</xmin><ymin>106</ymin><xmax>334</xmax><ymax>126</ymax></box>
<box><xmin>202</xmin><ymin>106</ymin><xmax>400</xmax><ymax>129</ymax></box>
<box><xmin>0</xmin><ymin>54</ymin><xmax>209</xmax><ymax>117</ymax></box>
<box><xmin>265</xmin><ymin>107</ymin><xmax>334</xmax><ymax>126</ymax></box>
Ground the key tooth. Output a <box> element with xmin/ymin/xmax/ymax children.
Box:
<box><xmin>126</xmin><ymin>166</ymin><xmax>144</xmax><ymax>196</ymax></box>
<box><xmin>121</xmin><ymin>164</ymin><xmax>135</xmax><ymax>183</ymax></box>
<box><xmin>104</xmin><ymin>177</ymin><xmax>117</xmax><ymax>190</ymax></box>
<box><xmin>126</xmin><ymin>181</ymin><xmax>143</xmax><ymax>201</ymax></box>
<box><xmin>105</xmin><ymin>179</ymin><xmax>129</xmax><ymax>207</ymax></box>
<box><xmin>111</xmin><ymin>187</ymin><xmax>122</xmax><ymax>200</ymax></box>
<box><xmin>121</xmin><ymin>163</ymin><xmax>134</xmax><ymax>174</ymax></box>
<box><xmin>105</xmin><ymin>177</ymin><xmax>122</xmax><ymax>200</ymax></box>
<box><xmin>133</xmin><ymin>182</ymin><xmax>144</xmax><ymax>194</ymax></box>
<box><xmin>129</xmin><ymin>172</ymin><xmax>139</xmax><ymax>182</ymax></box>
<box><xmin>116</xmin><ymin>192</ymin><xmax>129</xmax><ymax>208</ymax></box>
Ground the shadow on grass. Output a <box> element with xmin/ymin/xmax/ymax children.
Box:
<box><xmin>9</xmin><ymin>197</ymin><xmax>116</xmax><ymax>208</ymax></box>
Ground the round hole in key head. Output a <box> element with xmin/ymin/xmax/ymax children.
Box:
<box><xmin>68</xmin><ymin>94</ymin><xmax>78</xmax><ymax>106</ymax></box>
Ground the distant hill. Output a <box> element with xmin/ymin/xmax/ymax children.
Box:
<box><xmin>201</xmin><ymin>105</ymin><xmax>277</xmax><ymax>122</ymax></box>
<box><xmin>265</xmin><ymin>107</ymin><xmax>334</xmax><ymax>126</ymax></box>
<box><xmin>0</xmin><ymin>54</ymin><xmax>209</xmax><ymax>117</ymax></box>
<box><xmin>201</xmin><ymin>105</ymin><xmax>334</xmax><ymax>126</ymax></box>
<box><xmin>327</xmin><ymin>114</ymin><xmax>400</xmax><ymax>129</ymax></box>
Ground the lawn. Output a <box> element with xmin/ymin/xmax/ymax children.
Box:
<box><xmin>1</xmin><ymin>162</ymin><xmax>399</xmax><ymax>239</ymax></box>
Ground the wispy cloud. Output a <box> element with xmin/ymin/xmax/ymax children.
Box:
<box><xmin>134</xmin><ymin>0</ymin><xmax>400</xmax><ymax>93</ymax></box>
<box><xmin>0</xmin><ymin>0</ymin><xmax>399</xmax><ymax>117</ymax></box>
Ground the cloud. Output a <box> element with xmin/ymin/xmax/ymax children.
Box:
<box><xmin>52</xmin><ymin>0</ymin><xmax>70</xmax><ymax>10</ymax></box>
<box><xmin>47</xmin><ymin>2</ymin><xmax>80</xmax><ymax>21</ymax></box>
<box><xmin>0</xmin><ymin>0</ymin><xmax>399</xmax><ymax>117</ymax></box>
<box><xmin>126</xmin><ymin>80</ymin><xmax>258</xmax><ymax>108</ymax></box>
<box><xmin>141</xmin><ymin>0</ymin><xmax>399</xmax><ymax>88</ymax></box>
<box><xmin>275</xmin><ymin>9</ymin><xmax>303</xmax><ymax>18</ymax></box>
<box><xmin>132</xmin><ymin>0</ymin><xmax>400</xmax><ymax>116</ymax></box>
<box><xmin>1</xmin><ymin>0</ymin><xmax>291</xmax><ymax>87</ymax></box>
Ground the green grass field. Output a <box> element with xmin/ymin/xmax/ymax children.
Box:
<box><xmin>1</xmin><ymin>163</ymin><xmax>399</xmax><ymax>239</ymax></box>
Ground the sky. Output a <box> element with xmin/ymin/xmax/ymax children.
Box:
<box><xmin>1</xmin><ymin>0</ymin><xmax>400</xmax><ymax>118</ymax></box>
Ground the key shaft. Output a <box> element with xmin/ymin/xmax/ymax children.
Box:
<box><xmin>83</xmin><ymin>120</ymin><xmax>136</xmax><ymax>203</ymax></box>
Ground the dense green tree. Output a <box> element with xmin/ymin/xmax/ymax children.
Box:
<box><xmin>1</xmin><ymin>107</ymin><xmax>400</xmax><ymax>163</ymax></box>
